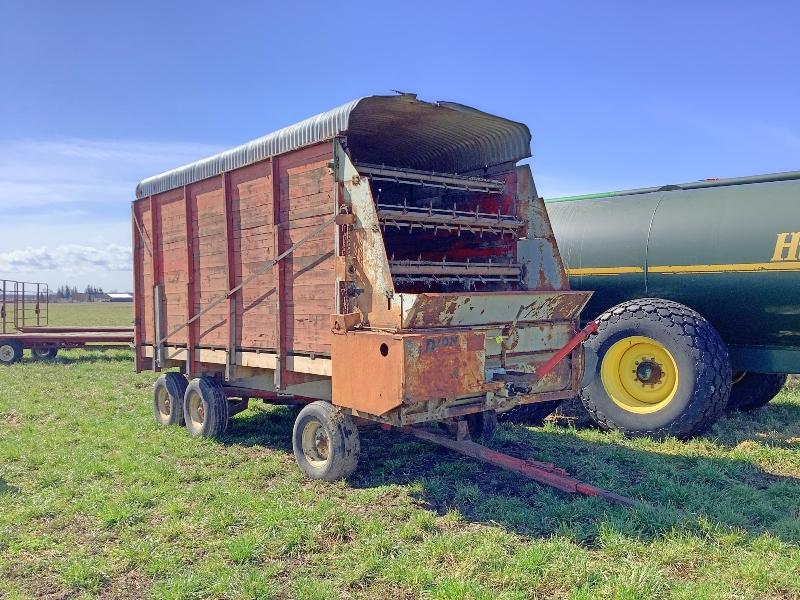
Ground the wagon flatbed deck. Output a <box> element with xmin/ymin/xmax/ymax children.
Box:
<box><xmin>16</xmin><ymin>326</ymin><xmax>134</xmax><ymax>334</ymax></box>
<box><xmin>2</xmin><ymin>331</ymin><xmax>133</xmax><ymax>344</ymax></box>
<box><xmin>0</xmin><ymin>330</ymin><xmax>134</xmax><ymax>364</ymax></box>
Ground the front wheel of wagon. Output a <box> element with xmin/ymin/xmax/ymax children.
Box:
<box><xmin>183</xmin><ymin>377</ymin><xmax>228</xmax><ymax>437</ymax></box>
<box><xmin>292</xmin><ymin>401</ymin><xmax>360</xmax><ymax>481</ymax></box>
<box><xmin>0</xmin><ymin>340</ymin><xmax>23</xmax><ymax>365</ymax></box>
<box><xmin>152</xmin><ymin>372</ymin><xmax>189</xmax><ymax>426</ymax></box>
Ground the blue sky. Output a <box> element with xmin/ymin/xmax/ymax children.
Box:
<box><xmin>1</xmin><ymin>0</ymin><xmax>798</xmax><ymax>291</ymax></box>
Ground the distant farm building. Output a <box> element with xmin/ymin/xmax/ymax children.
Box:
<box><xmin>105</xmin><ymin>293</ymin><xmax>133</xmax><ymax>303</ymax></box>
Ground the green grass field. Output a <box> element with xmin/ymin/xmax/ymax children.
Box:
<box><xmin>1</xmin><ymin>304</ymin><xmax>798</xmax><ymax>599</ymax></box>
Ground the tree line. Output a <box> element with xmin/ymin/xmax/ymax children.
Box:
<box><xmin>54</xmin><ymin>284</ymin><xmax>105</xmax><ymax>301</ymax></box>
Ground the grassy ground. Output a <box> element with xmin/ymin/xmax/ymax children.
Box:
<box><xmin>43</xmin><ymin>302</ymin><xmax>136</xmax><ymax>327</ymax></box>
<box><xmin>0</xmin><ymin>304</ymin><xmax>798</xmax><ymax>599</ymax></box>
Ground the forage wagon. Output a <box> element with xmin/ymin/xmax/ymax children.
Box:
<box><xmin>132</xmin><ymin>94</ymin><xmax>596</xmax><ymax>481</ymax></box>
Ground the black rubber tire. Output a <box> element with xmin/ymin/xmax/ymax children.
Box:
<box><xmin>183</xmin><ymin>377</ymin><xmax>229</xmax><ymax>438</ymax></box>
<box><xmin>466</xmin><ymin>410</ymin><xmax>498</xmax><ymax>440</ymax></box>
<box><xmin>292</xmin><ymin>401</ymin><xmax>360</xmax><ymax>481</ymax></box>
<box><xmin>727</xmin><ymin>373</ymin><xmax>788</xmax><ymax>411</ymax></box>
<box><xmin>31</xmin><ymin>346</ymin><xmax>59</xmax><ymax>360</ymax></box>
<box><xmin>0</xmin><ymin>339</ymin><xmax>23</xmax><ymax>365</ymax></box>
<box><xmin>152</xmin><ymin>372</ymin><xmax>188</xmax><ymax>426</ymax></box>
<box><xmin>581</xmin><ymin>298</ymin><xmax>731</xmax><ymax>440</ymax></box>
<box><xmin>498</xmin><ymin>400</ymin><xmax>562</xmax><ymax>426</ymax></box>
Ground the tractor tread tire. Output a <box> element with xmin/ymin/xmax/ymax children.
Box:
<box><xmin>581</xmin><ymin>298</ymin><xmax>731</xmax><ymax>440</ymax></box>
<box><xmin>727</xmin><ymin>373</ymin><xmax>787</xmax><ymax>411</ymax></box>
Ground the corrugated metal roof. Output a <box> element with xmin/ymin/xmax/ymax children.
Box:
<box><xmin>135</xmin><ymin>94</ymin><xmax>531</xmax><ymax>199</ymax></box>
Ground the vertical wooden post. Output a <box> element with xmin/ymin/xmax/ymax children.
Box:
<box><xmin>223</xmin><ymin>172</ymin><xmax>237</xmax><ymax>380</ymax></box>
<box><xmin>149</xmin><ymin>195</ymin><xmax>163</xmax><ymax>372</ymax></box>
<box><xmin>271</xmin><ymin>157</ymin><xmax>283</xmax><ymax>390</ymax></box>
<box><xmin>184</xmin><ymin>185</ymin><xmax>196</xmax><ymax>376</ymax></box>
<box><xmin>131</xmin><ymin>203</ymin><xmax>144</xmax><ymax>371</ymax></box>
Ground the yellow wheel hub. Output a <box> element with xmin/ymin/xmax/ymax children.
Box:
<box><xmin>600</xmin><ymin>336</ymin><xmax>679</xmax><ymax>414</ymax></box>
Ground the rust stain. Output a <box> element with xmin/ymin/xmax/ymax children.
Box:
<box><xmin>403</xmin><ymin>331</ymin><xmax>487</xmax><ymax>403</ymax></box>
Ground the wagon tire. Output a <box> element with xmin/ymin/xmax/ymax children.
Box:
<box><xmin>292</xmin><ymin>401</ymin><xmax>360</xmax><ymax>481</ymax></box>
<box><xmin>580</xmin><ymin>298</ymin><xmax>731</xmax><ymax>440</ymax></box>
<box><xmin>727</xmin><ymin>373</ymin><xmax>787</xmax><ymax>411</ymax></box>
<box><xmin>499</xmin><ymin>400</ymin><xmax>562</xmax><ymax>426</ymax></box>
<box><xmin>152</xmin><ymin>372</ymin><xmax>189</xmax><ymax>426</ymax></box>
<box><xmin>0</xmin><ymin>339</ymin><xmax>23</xmax><ymax>365</ymax></box>
<box><xmin>31</xmin><ymin>346</ymin><xmax>59</xmax><ymax>361</ymax></box>
<box><xmin>183</xmin><ymin>377</ymin><xmax>228</xmax><ymax>437</ymax></box>
<box><xmin>466</xmin><ymin>409</ymin><xmax>498</xmax><ymax>441</ymax></box>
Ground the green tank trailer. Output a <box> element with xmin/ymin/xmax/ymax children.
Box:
<box><xmin>537</xmin><ymin>171</ymin><xmax>799</xmax><ymax>438</ymax></box>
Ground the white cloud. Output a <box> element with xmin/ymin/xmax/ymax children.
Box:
<box><xmin>0</xmin><ymin>244</ymin><xmax>132</xmax><ymax>273</ymax></box>
<box><xmin>0</xmin><ymin>137</ymin><xmax>221</xmax><ymax>289</ymax></box>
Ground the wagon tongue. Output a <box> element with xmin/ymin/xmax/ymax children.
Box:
<box><xmin>398</xmin><ymin>291</ymin><xmax>592</xmax><ymax>329</ymax></box>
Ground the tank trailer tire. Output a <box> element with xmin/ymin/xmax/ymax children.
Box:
<box><xmin>292</xmin><ymin>401</ymin><xmax>360</xmax><ymax>481</ymax></box>
<box><xmin>466</xmin><ymin>409</ymin><xmax>498</xmax><ymax>440</ymax></box>
<box><xmin>31</xmin><ymin>346</ymin><xmax>59</xmax><ymax>360</ymax></box>
<box><xmin>727</xmin><ymin>372</ymin><xmax>788</xmax><ymax>411</ymax></box>
<box><xmin>580</xmin><ymin>298</ymin><xmax>731</xmax><ymax>440</ymax></box>
<box><xmin>183</xmin><ymin>377</ymin><xmax>229</xmax><ymax>438</ymax></box>
<box><xmin>498</xmin><ymin>400</ymin><xmax>563</xmax><ymax>426</ymax></box>
<box><xmin>0</xmin><ymin>340</ymin><xmax>23</xmax><ymax>365</ymax></box>
<box><xmin>152</xmin><ymin>372</ymin><xmax>189</xmax><ymax>426</ymax></box>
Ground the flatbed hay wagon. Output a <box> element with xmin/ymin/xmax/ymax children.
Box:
<box><xmin>0</xmin><ymin>279</ymin><xmax>134</xmax><ymax>364</ymax></box>
<box><xmin>132</xmin><ymin>94</ymin><xmax>610</xmax><ymax>490</ymax></box>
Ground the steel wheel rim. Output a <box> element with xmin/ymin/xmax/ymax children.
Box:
<box><xmin>33</xmin><ymin>347</ymin><xmax>50</xmax><ymax>358</ymax></box>
<box><xmin>600</xmin><ymin>335</ymin><xmax>679</xmax><ymax>414</ymax></box>
<box><xmin>156</xmin><ymin>387</ymin><xmax>171</xmax><ymax>418</ymax></box>
<box><xmin>188</xmin><ymin>391</ymin><xmax>205</xmax><ymax>426</ymax></box>
<box><xmin>0</xmin><ymin>345</ymin><xmax>14</xmax><ymax>362</ymax></box>
<box><xmin>301</xmin><ymin>420</ymin><xmax>330</xmax><ymax>468</ymax></box>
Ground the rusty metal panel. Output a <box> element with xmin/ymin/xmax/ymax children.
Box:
<box><xmin>337</xmin><ymin>143</ymin><xmax>398</xmax><ymax>329</ymax></box>
<box><xmin>399</xmin><ymin>291</ymin><xmax>592</xmax><ymax>328</ymax></box>
<box><xmin>332</xmin><ymin>329</ymin><xmax>492</xmax><ymax>416</ymax></box>
<box><xmin>484</xmin><ymin>322</ymin><xmax>574</xmax><ymax>357</ymax></box>
<box><xmin>331</xmin><ymin>331</ymin><xmax>404</xmax><ymax>415</ymax></box>
<box><xmin>402</xmin><ymin>331</ymin><xmax>488</xmax><ymax>404</ymax></box>
<box><xmin>516</xmin><ymin>164</ymin><xmax>569</xmax><ymax>291</ymax></box>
